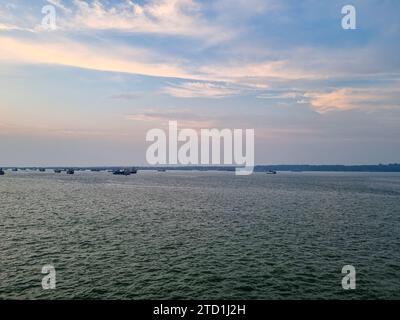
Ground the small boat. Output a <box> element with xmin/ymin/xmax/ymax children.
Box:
<box><xmin>158</xmin><ymin>169</ymin><xmax>166</xmax><ymax>172</ymax></box>
<box><xmin>113</xmin><ymin>169</ymin><xmax>131</xmax><ymax>176</ymax></box>
<box><xmin>266</xmin><ymin>170</ymin><xmax>277</xmax><ymax>174</ymax></box>
<box><xmin>12</xmin><ymin>168</ymin><xmax>18</xmax><ymax>172</ymax></box>
<box><xmin>39</xmin><ymin>168</ymin><xmax>46</xmax><ymax>172</ymax></box>
<box><xmin>66</xmin><ymin>169</ymin><xmax>75</xmax><ymax>175</ymax></box>
<box><xmin>0</xmin><ymin>168</ymin><xmax>4</xmax><ymax>175</ymax></box>
<box><xmin>54</xmin><ymin>169</ymin><xmax>62</xmax><ymax>173</ymax></box>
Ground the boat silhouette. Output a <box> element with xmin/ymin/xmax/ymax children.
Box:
<box><xmin>113</xmin><ymin>168</ymin><xmax>137</xmax><ymax>176</ymax></box>
<box><xmin>113</xmin><ymin>169</ymin><xmax>131</xmax><ymax>176</ymax></box>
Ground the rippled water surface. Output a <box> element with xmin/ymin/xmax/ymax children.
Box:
<box><xmin>1</xmin><ymin>171</ymin><xmax>400</xmax><ymax>299</ymax></box>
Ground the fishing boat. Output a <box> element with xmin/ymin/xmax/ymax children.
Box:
<box><xmin>113</xmin><ymin>169</ymin><xmax>131</xmax><ymax>176</ymax></box>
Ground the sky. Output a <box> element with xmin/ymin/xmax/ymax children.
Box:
<box><xmin>0</xmin><ymin>0</ymin><xmax>399</xmax><ymax>166</ymax></box>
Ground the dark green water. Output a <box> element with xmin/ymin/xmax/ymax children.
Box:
<box><xmin>1</xmin><ymin>171</ymin><xmax>399</xmax><ymax>299</ymax></box>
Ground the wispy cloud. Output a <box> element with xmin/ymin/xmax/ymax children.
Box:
<box><xmin>303</xmin><ymin>86</ymin><xmax>400</xmax><ymax>113</ymax></box>
<box><xmin>0</xmin><ymin>35</ymin><xmax>192</xmax><ymax>79</ymax></box>
<box><xmin>162</xmin><ymin>82</ymin><xmax>241</xmax><ymax>98</ymax></box>
<box><xmin>0</xmin><ymin>23</ymin><xmax>19</xmax><ymax>31</ymax></box>
<box><xmin>45</xmin><ymin>0</ymin><xmax>234</xmax><ymax>42</ymax></box>
<box><xmin>0</xmin><ymin>32</ymin><xmax>320</xmax><ymax>85</ymax></box>
<box><xmin>47</xmin><ymin>0</ymin><xmax>72</xmax><ymax>13</ymax></box>
<box><xmin>257</xmin><ymin>91</ymin><xmax>301</xmax><ymax>100</ymax></box>
<box><xmin>198</xmin><ymin>60</ymin><xmax>320</xmax><ymax>82</ymax></box>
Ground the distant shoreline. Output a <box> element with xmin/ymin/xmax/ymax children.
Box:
<box><xmin>1</xmin><ymin>164</ymin><xmax>400</xmax><ymax>173</ymax></box>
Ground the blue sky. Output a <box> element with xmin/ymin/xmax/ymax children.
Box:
<box><xmin>0</xmin><ymin>0</ymin><xmax>399</xmax><ymax>166</ymax></box>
